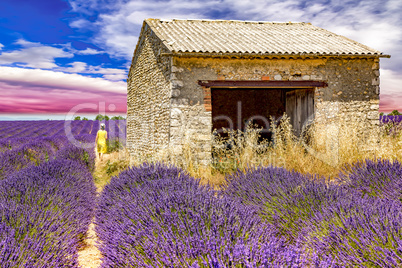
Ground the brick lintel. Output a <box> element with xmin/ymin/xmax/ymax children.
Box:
<box><xmin>198</xmin><ymin>80</ymin><xmax>328</xmax><ymax>88</ymax></box>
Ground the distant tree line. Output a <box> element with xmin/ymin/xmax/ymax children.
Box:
<box><xmin>73</xmin><ymin>116</ymin><xmax>89</xmax><ymax>120</ymax></box>
<box><xmin>73</xmin><ymin>115</ymin><xmax>126</xmax><ymax>121</ymax></box>
<box><xmin>380</xmin><ymin>110</ymin><xmax>402</xmax><ymax>116</ymax></box>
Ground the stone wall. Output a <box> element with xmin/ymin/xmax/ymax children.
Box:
<box><xmin>168</xmin><ymin>56</ymin><xmax>381</xmax><ymax>164</ymax></box>
<box><xmin>171</xmin><ymin>57</ymin><xmax>380</xmax><ymax>121</ymax></box>
<box><xmin>126</xmin><ymin>25</ymin><xmax>172</xmax><ymax>160</ymax></box>
<box><xmin>169</xmin><ymin>104</ymin><xmax>212</xmax><ymax>165</ymax></box>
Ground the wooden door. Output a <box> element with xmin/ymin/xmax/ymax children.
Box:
<box><xmin>286</xmin><ymin>88</ymin><xmax>315</xmax><ymax>136</ymax></box>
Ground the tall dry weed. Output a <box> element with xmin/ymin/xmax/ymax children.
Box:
<box><xmin>126</xmin><ymin>115</ymin><xmax>402</xmax><ymax>186</ymax></box>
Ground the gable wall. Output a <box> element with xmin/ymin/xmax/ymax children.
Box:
<box><xmin>126</xmin><ymin>26</ymin><xmax>172</xmax><ymax>160</ymax></box>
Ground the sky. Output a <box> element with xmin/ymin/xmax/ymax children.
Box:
<box><xmin>0</xmin><ymin>0</ymin><xmax>401</xmax><ymax>120</ymax></box>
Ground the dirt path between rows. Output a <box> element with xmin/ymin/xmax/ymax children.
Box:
<box><xmin>77</xmin><ymin>222</ymin><xmax>102</xmax><ymax>268</ymax></box>
<box><xmin>77</xmin><ymin>154</ymin><xmax>111</xmax><ymax>268</ymax></box>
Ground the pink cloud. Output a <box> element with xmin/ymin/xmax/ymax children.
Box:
<box><xmin>379</xmin><ymin>69</ymin><xmax>402</xmax><ymax>113</ymax></box>
<box><xmin>0</xmin><ymin>67</ymin><xmax>127</xmax><ymax>115</ymax></box>
<box><xmin>380</xmin><ymin>93</ymin><xmax>402</xmax><ymax>114</ymax></box>
<box><xmin>0</xmin><ymin>87</ymin><xmax>126</xmax><ymax>114</ymax></box>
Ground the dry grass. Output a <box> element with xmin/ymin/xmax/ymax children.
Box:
<box><xmin>128</xmin><ymin>115</ymin><xmax>402</xmax><ymax>183</ymax></box>
<box><xmin>93</xmin><ymin>148</ymin><xmax>130</xmax><ymax>192</ymax></box>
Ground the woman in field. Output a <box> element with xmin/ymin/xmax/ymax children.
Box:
<box><xmin>96</xmin><ymin>123</ymin><xmax>108</xmax><ymax>161</ymax></box>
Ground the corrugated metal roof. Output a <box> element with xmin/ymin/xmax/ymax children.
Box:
<box><xmin>145</xmin><ymin>19</ymin><xmax>389</xmax><ymax>57</ymax></box>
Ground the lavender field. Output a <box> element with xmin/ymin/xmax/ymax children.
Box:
<box><xmin>1</xmin><ymin>118</ymin><xmax>402</xmax><ymax>267</ymax></box>
<box><xmin>0</xmin><ymin>120</ymin><xmax>125</xmax><ymax>267</ymax></box>
<box><xmin>96</xmin><ymin>160</ymin><xmax>402</xmax><ymax>267</ymax></box>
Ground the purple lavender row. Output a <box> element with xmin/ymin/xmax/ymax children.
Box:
<box><xmin>306</xmin><ymin>192</ymin><xmax>402</xmax><ymax>267</ymax></box>
<box><xmin>0</xmin><ymin>129</ymin><xmax>98</xmax><ymax>180</ymax></box>
<box><xmin>224</xmin><ymin>159</ymin><xmax>402</xmax><ymax>266</ymax></box>
<box><xmin>0</xmin><ymin>121</ymin><xmax>66</xmax><ymax>150</ymax></box>
<box><xmin>0</xmin><ymin>136</ymin><xmax>66</xmax><ymax>180</ymax></box>
<box><xmin>0</xmin><ymin>120</ymin><xmax>82</xmax><ymax>142</ymax></box>
<box><xmin>0</xmin><ymin>121</ymin><xmax>63</xmax><ymax>139</ymax></box>
<box><xmin>0</xmin><ymin>120</ymin><xmax>127</xmax><ymax>152</ymax></box>
<box><xmin>224</xmin><ymin>167</ymin><xmax>337</xmax><ymax>242</ymax></box>
<box><xmin>95</xmin><ymin>163</ymin><xmax>335</xmax><ymax>267</ymax></box>
<box><xmin>0</xmin><ymin>121</ymin><xmax>99</xmax><ymax>266</ymax></box>
<box><xmin>380</xmin><ymin>115</ymin><xmax>402</xmax><ymax>125</ymax></box>
<box><xmin>0</xmin><ymin>157</ymin><xmax>97</xmax><ymax>267</ymax></box>
<box><xmin>0</xmin><ymin>121</ymin><xmax>32</xmax><ymax>139</ymax></box>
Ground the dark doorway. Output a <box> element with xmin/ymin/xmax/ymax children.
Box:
<box><xmin>212</xmin><ymin>88</ymin><xmax>286</xmax><ymax>141</ymax></box>
<box><xmin>211</xmin><ymin>87</ymin><xmax>314</xmax><ymax>141</ymax></box>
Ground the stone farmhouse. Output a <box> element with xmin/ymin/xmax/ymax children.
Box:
<box><xmin>127</xmin><ymin>18</ymin><xmax>389</xmax><ymax>164</ymax></box>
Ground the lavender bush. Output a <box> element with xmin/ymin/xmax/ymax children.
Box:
<box><xmin>380</xmin><ymin>115</ymin><xmax>402</xmax><ymax>125</ymax></box>
<box><xmin>305</xmin><ymin>194</ymin><xmax>402</xmax><ymax>267</ymax></box>
<box><xmin>55</xmin><ymin>144</ymin><xmax>96</xmax><ymax>172</ymax></box>
<box><xmin>0</xmin><ymin>138</ymin><xmax>57</xmax><ymax>179</ymax></box>
<box><xmin>224</xmin><ymin>162</ymin><xmax>402</xmax><ymax>267</ymax></box>
<box><xmin>299</xmin><ymin>159</ymin><xmax>402</xmax><ymax>266</ymax></box>
<box><xmin>0</xmin><ymin>159</ymin><xmax>97</xmax><ymax>267</ymax></box>
<box><xmin>340</xmin><ymin>159</ymin><xmax>402</xmax><ymax>202</ymax></box>
<box><xmin>224</xmin><ymin>166</ymin><xmax>346</xmax><ymax>242</ymax></box>
<box><xmin>96</xmin><ymin>163</ymin><xmax>323</xmax><ymax>267</ymax></box>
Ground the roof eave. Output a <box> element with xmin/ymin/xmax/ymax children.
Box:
<box><xmin>162</xmin><ymin>52</ymin><xmax>390</xmax><ymax>58</ymax></box>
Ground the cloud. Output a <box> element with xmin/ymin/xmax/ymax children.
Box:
<box><xmin>88</xmin><ymin>66</ymin><xmax>127</xmax><ymax>81</ymax></box>
<box><xmin>0</xmin><ymin>39</ymin><xmax>74</xmax><ymax>69</ymax></box>
<box><xmin>69</xmin><ymin>18</ymin><xmax>93</xmax><ymax>29</ymax></box>
<box><xmin>103</xmin><ymin>73</ymin><xmax>127</xmax><ymax>81</ymax></box>
<box><xmin>0</xmin><ymin>41</ymin><xmax>124</xmax><ymax>81</ymax></box>
<box><xmin>0</xmin><ymin>43</ymin><xmax>4</xmax><ymax>50</ymax></box>
<box><xmin>76</xmin><ymin>47</ymin><xmax>104</xmax><ymax>55</ymax></box>
<box><xmin>0</xmin><ymin>67</ymin><xmax>127</xmax><ymax>114</ymax></box>
<box><xmin>0</xmin><ymin>84</ymin><xmax>127</xmax><ymax>114</ymax></box>
<box><xmin>68</xmin><ymin>0</ymin><xmax>213</xmax><ymax>59</ymax></box>
<box><xmin>14</xmin><ymin>39</ymin><xmax>43</xmax><ymax>47</ymax></box>
<box><xmin>379</xmin><ymin>68</ymin><xmax>402</xmax><ymax>112</ymax></box>
<box><xmin>56</xmin><ymin>62</ymin><xmax>127</xmax><ymax>81</ymax></box>
<box><xmin>62</xmin><ymin>62</ymin><xmax>88</xmax><ymax>73</ymax></box>
<box><xmin>69</xmin><ymin>0</ymin><xmax>120</xmax><ymax>15</ymax></box>
<box><xmin>0</xmin><ymin>67</ymin><xmax>126</xmax><ymax>94</ymax></box>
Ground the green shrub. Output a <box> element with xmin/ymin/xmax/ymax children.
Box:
<box><xmin>111</xmin><ymin>115</ymin><xmax>125</xmax><ymax>120</ymax></box>
<box><xmin>106</xmin><ymin>139</ymin><xmax>124</xmax><ymax>153</ymax></box>
<box><xmin>95</xmin><ymin>114</ymin><xmax>110</xmax><ymax>121</ymax></box>
<box><xmin>388</xmin><ymin>110</ymin><xmax>401</xmax><ymax>115</ymax></box>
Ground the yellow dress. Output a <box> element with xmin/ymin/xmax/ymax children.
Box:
<box><xmin>97</xmin><ymin>130</ymin><xmax>107</xmax><ymax>154</ymax></box>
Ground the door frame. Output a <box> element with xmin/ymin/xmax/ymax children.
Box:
<box><xmin>198</xmin><ymin>80</ymin><xmax>327</xmax><ymax>112</ymax></box>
